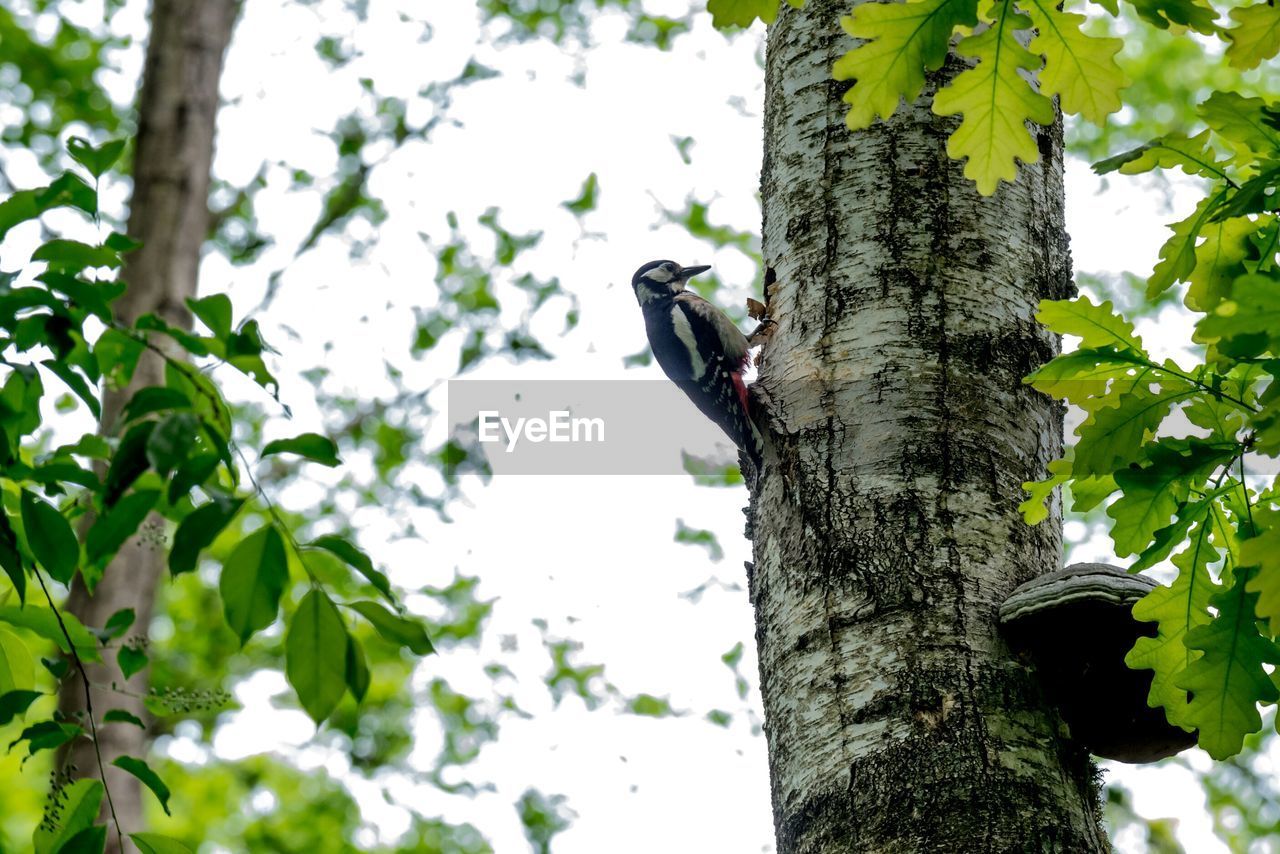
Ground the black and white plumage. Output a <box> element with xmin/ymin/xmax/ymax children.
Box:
<box><xmin>631</xmin><ymin>259</ymin><xmax>764</xmax><ymax>481</ymax></box>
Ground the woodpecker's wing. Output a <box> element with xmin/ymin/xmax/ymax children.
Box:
<box><xmin>672</xmin><ymin>292</ymin><xmax>750</xmax><ymax>364</ymax></box>
<box><xmin>666</xmin><ymin>293</ymin><xmax>763</xmax><ymax>470</ymax></box>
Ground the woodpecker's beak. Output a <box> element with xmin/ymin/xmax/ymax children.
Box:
<box><xmin>677</xmin><ymin>265</ymin><xmax>711</xmax><ymax>280</ymax></box>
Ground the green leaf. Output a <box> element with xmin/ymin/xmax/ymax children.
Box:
<box><xmin>1019</xmin><ymin>459</ymin><xmax>1069</xmax><ymax>525</ymax></box>
<box><xmin>262</xmin><ymin>432</ymin><xmax>340</xmax><ymax>467</ymax></box>
<box><xmin>286</xmin><ymin>590</ymin><xmax>349</xmax><ymax>723</ymax></box>
<box><xmin>833</xmin><ymin>0</ymin><xmax>978</xmax><ymax>131</ymax></box>
<box><xmin>103</xmin><ymin>708</ymin><xmax>145</xmax><ymax>728</ymax></box>
<box><xmin>1127</xmin><ymin>519</ymin><xmax>1217</xmax><ymax>729</ymax></box>
<box><xmin>1243</xmin><ymin>524</ymin><xmax>1280</xmax><ymax>635</ymax></box>
<box><xmin>1199</xmin><ymin>91</ymin><xmax>1280</xmax><ymax>160</ymax></box>
<box><xmin>40</xmin><ymin>361</ymin><xmax>100</xmax><ymax>419</ymax></box>
<box><xmin>31</xmin><ymin>239</ymin><xmax>121</xmax><ymax>272</ymax></box>
<box><xmin>348</xmin><ymin>600</ymin><xmax>435</xmax><ymax>655</ymax></box>
<box><xmin>94</xmin><ymin>328</ymin><xmax>146</xmax><ymax>388</ymax></box>
<box><xmin>121</xmin><ymin>387</ymin><xmax>192</xmax><ymax>424</ymax></box>
<box><xmin>117</xmin><ymin>645</ymin><xmax>148</xmax><ymax>680</ymax></box>
<box><xmin>32</xmin><ymin>780</ymin><xmax>101</xmax><ymax>854</ymax></box>
<box><xmin>307</xmin><ymin>535</ymin><xmax>395</xmax><ymax>605</ymax></box>
<box><xmin>112</xmin><ymin>755</ymin><xmax>171</xmax><ymax>815</ymax></box>
<box><xmin>1186</xmin><ymin>215</ymin><xmax>1256</xmax><ymax>312</ymax></box>
<box><xmin>1150</xmin><ymin>192</ymin><xmax>1231</xmax><ymax>298</ymax></box>
<box><xmin>1225</xmin><ymin>3</ymin><xmax>1280</xmax><ymax>70</ymax></box>
<box><xmin>1023</xmin><ymin>0</ymin><xmax>1128</xmax><ymax>125</ymax></box>
<box><xmin>0</xmin><ymin>689</ymin><xmax>42</xmax><ymax>726</ymax></box>
<box><xmin>0</xmin><ymin>607</ymin><xmax>100</xmax><ymax>662</ymax></box>
<box><xmin>57</xmin><ymin>825</ymin><xmax>106</xmax><ymax>854</ymax></box>
<box><xmin>561</xmin><ymin>173</ymin><xmax>599</xmax><ymax>215</ymax></box>
<box><xmin>345</xmin><ymin>634</ymin><xmax>370</xmax><ymax>702</ymax></box>
<box><xmin>0</xmin><ymin>512</ymin><xmax>26</xmax><ymax>604</ymax></box>
<box><xmin>1072</xmin><ymin>384</ymin><xmax>1193</xmax><ymax>477</ymax></box>
<box><xmin>931</xmin><ymin>3</ymin><xmax>1056</xmax><ymax>195</ymax></box>
<box><xmin>146</xmin><ymin>412</ymin><xmax>198</xmax><ymax>477</ymax></box>
<box><xmin>0</xmin><ymin>626</ymin><xmax>35</xmax><ymax>693</ymax></box>
<box><xmin>1034</xmin><ymin>297</ymin><xmax>1143</xmax><ymax>351</ymax></box>
<box><xmin>1197</xmin><ymin>274</ymin><xmax>1280</xmax><ymax>346</ymax></box>
<box><xmin>21</xmin><ymin>490</ymin><xmax>78</xmax><ymax>584</ymax></box>
<box><xmin>85</xmin><ymin>490</ymin><xmax>159</xmax><ymax>567</ymax></box>
<box><xmin>103</xmin><ymin>420</ymin><xmax>156</xmax><ymax>506</ymax></box>
<box><xmin>0</xmin><ymin>173</ymin><xmax>96</xmax><ymax>241</ymax></box>
<box><xmin>1092</xmin><ymin>131</ymin><xmax>1230</xmax><ymax>182</ymax></box>
<box><xmin>706</xmin><ymin>0</ymin><xmax>786</xmax><ymax>28</ymax></box>
<box><xmin>1177</xmin><ymin>566</ymin><xmax>1280</xmax><ymax>759</ymax></box>
<box><xmin>130</xmin><ymin>833</ymin><xmax>194</xmax><ymax>854</ymax></box>
<box><xmin>167</xmin><ymin>453</ymin><xmax>220</xmax><ymax>505</ymax></box>
<box><xmin>1107</xmin><ymin>441</ymin><xmax>1233</xmax><ymax>557</ymax></box>
<box><xmin>219</xmin><ymin>525</ymin><xmax>289</xmax><ymax>644</ymax></box>
<box><xmin>169</xmin><ymin>496</ymin><xmax>244</xmax><ymax>576</ymax></box>
<box><xmin>187</xmin><ymin>293</ymin><xmax>233</xmax><ymax>340</ymax></box>
<box><xmin>13</xmin><ymin>719</ymin><xmax>83</xmax><ymax>756</ymax></box>
<box><xmin>66</xmin><ymin>137</ymin><xmax>127</xmax><ymax>178</ymax></box>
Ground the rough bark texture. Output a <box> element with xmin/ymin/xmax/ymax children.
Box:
<box><xmin>750</xmin><ymin>1</ymin><xmax>1108</xmax><ymax>851</ymax></box>
<box><xmin>57</xmin><ymin>0</ymin><xmax>238</xmax><ymax>844</ymax></box>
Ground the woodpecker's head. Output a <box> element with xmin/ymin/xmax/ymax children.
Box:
<box><xmin>631</xmin><ymin>260</ymin><xmax>711</xmax><ymax>305</ymax></box>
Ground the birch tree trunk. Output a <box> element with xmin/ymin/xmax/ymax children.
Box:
<box><xmin>750</xmin><ymin>1</ymin><xmax>1109</xmax><ymax>849</ymax></box>
<box><xmin>57</xmin><ymin>0</ymin><xmax>239</xmax><ymax>844</ymax></box>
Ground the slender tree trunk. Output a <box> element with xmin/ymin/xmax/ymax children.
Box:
<box><xmin>57</xmin><ymin>0</ymin><xmax>239</xmax><ymax>844</ymax></box>
<box><xmin>750</xmin><ymin>2</ymin><xmax>1107</xmax><ymax>850</ymax></box>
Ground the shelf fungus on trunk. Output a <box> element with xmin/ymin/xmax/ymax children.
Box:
<box><xmin>1000</xmin><ymin>562</ymin><xmax>1198</xmax><ymax>764</ymax></box>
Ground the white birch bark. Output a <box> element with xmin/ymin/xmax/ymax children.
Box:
<box><xmin>750</xmin><ymin>1</ymin><xmax>1109</xmax><ymax>849</ymax></box>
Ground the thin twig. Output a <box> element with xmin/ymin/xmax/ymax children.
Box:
<box><xmin>31</xmin><ymin>566</ymin><xmax>123</xmax><ymax>850</ymax></box>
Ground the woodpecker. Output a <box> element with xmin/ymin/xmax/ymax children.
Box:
<box><xmin>631</xmin><ymin>260</ymin><xmax>765</xmax><ymax>482</ymax></box>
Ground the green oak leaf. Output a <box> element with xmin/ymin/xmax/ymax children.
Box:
<box><xmin>833</xmin><ymin>0</ymin><xmax>979</xmax><ymax>130</ymax></box>
<box><xmin>1225</xmin><ymin>2</ymin><xmax>1280</xmax><ymax>70</ymax></box>
<box><xmin>1034</xmin><ymin>296</ymin><xmax>1143</xmax><ymax>351</ymax></box>
<box><xmin>1127</xmin><ymin>518</ymin><xmax>1218</xmax><ymax>728</ymax></box>
<box><xmin>1127</xmin><ymin>0</ymin><xmax>1219</xmax><ymax>33</ymax></box>
<box><xmin>1199</xmin><ymin>91</ymin><xmax>1280</xmax><ymax>160</ymax></box>
<box><xmin>1072</xmin><ymin>383</ymin><xmax>1195</xmax><ymax>477</ymax></box>
<box><xmin>1243</xmin><ymin>522</ymin><xmax>1280</xmax><ymax>635</ymax></box>
<box><xmin>1025</xmin><ymin>347</ymin><xmax>1154</xmax><ymax>412</ymax></box>
<box><xmin>1107</xmin><ymin>441</ymin><xmax>1232</xmax><ymax>557</ymax></box>
<box><xmin>1020</xmin><ymin>459</ymin><xmax>1069</xmax><ymax>524</ymax></box>
<box><xmin>1177</xmin><ymin>567</ymin><xmax>1280</xmax><ymax>759</ymax></box>
<box><xmin>1197</xmin><ymin>274</ymin><xmax>1280</xmax><ymax>346</ymax></box>
<box><xmin>931</xmin><ymin>3</ymin><xmax>1056</xmax><ymax>196</ymax></box>
<box><xmin>706</xmin><ymin>0</ymin><xmax>798</xmax><ymax>29</ymax></box>
<box><xmin>1023</xmin><ymin>0</ymin><xmax>1128</xmax><ymax>125</ymax></box>
<box><xmin>1150</xmin><ymin>191</ymin><xmax>1231</xmax><ymax>298</ymax></box>
<box><xmin>1186</xmin><ymin>215</ymin><xmax>1256</xmax><ymax>312</ymax></box>
<box><xmin>1092</xmin><ymin>131</ymin><xmax>1231</xmax><ymax>182</ymax></box>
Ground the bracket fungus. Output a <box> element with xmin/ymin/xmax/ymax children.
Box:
<box><xmin>1000</xmin><ymin>562</ymin><xmax>1197</xmax><ymax>764</ymax></box>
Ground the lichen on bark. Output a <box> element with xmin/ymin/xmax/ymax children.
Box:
<box><xmin>749</xmin><ymin>1</ymin><xmax>1108</xmax><ymax>850</ymax></box>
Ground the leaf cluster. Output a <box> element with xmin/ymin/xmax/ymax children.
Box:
<box><xmin>1024</xmin><ymin>89</ymin><xmax>1280</xmax><ymax>758</ymax></box>
<box><xmin>0</xmin><ymin>138</ymin><xmax>435</xmax><ymax>850</ymax></box>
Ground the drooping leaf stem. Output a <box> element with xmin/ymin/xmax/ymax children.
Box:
<box><xmin>31</xmin><ymin>564</ymin><xmax>123</xmax><ymax>851</ymax></box>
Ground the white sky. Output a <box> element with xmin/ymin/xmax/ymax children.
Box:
<box><xmin>2</xmin><ymin>0</ymin><xmax>1270</xmax><ymax>851</ymax></box>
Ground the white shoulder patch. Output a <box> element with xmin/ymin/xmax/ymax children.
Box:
<box><xmin>670</xmin><ymin>304</ymin><xmax>706</xmax><ymax>380</ymax></box>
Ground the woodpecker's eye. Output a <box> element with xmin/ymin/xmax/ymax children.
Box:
<box><xmin>663</xmin><ymin>263</ymin><xmax>675</xmax><ymax>272</ymax></box>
